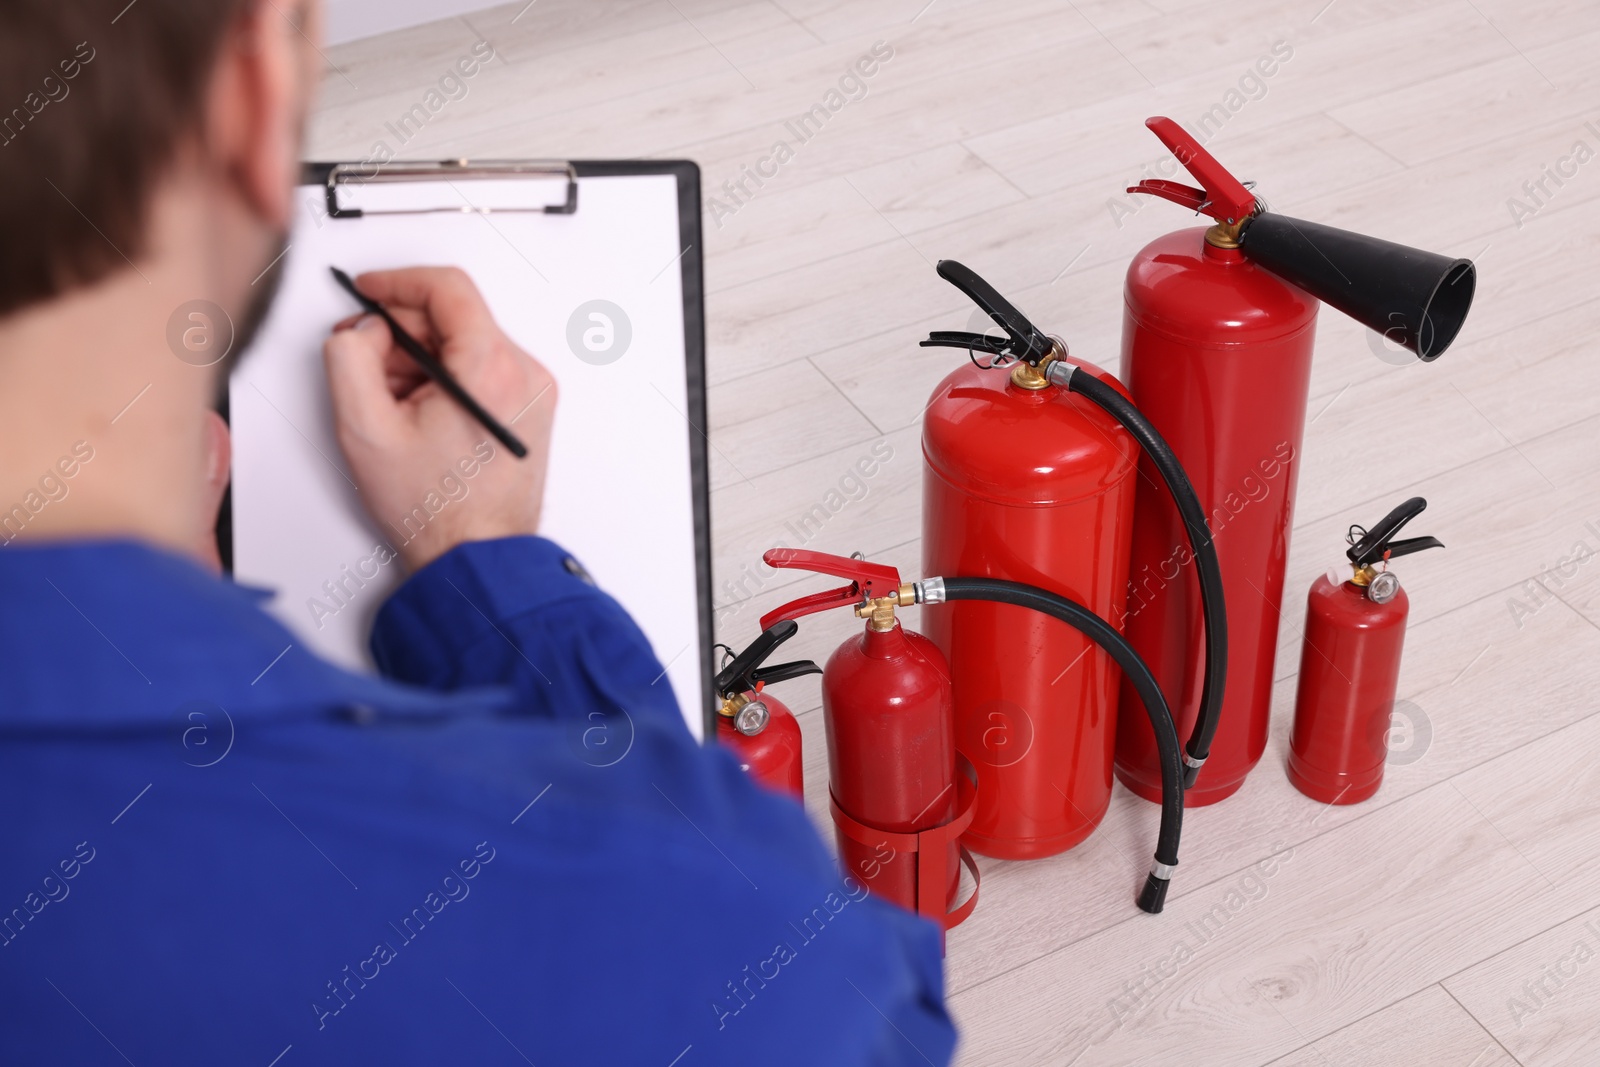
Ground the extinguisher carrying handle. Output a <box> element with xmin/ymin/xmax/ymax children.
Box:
<box><xmin>1347</xmin><ymin>496</ymin><xmax>1444</xmax><ymax>567</ymax></box>
<box><xmin>759</xmin><ymin>548</ymin><xmax>905</xmax><ymax>629</ymax></box>
<box><xmin>1126</xmin><ymin>116</ymin><xmax>1258</xmax><ymax>224</ymax></box>
<box><xmin>714</xmin><ymin>619</ymin><xmax>803</xmax><ymax>699</ymax></box>
<box><xmin>924</xmin><ymin>260</ymin><xmax>1055</xmax><ymax>365</ymax></box>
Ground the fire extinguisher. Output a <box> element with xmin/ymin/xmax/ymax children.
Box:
<box><xmin>919</xmin><ymin>260</ymin><xmax>1228</xmax><ymax>863</ymax></box>
<box><xmin>1288</xmin><ymin>497</ymin><xmax>1442</xmax><ymax>805</ymax></box>
<box><xmin>762</xmin><ymin>547</ymin><xmax>1189</xmax><ymax>914</ymax></box>
<box><xmin>1114</xmin><ymin>115</ymin><xmax>1477</xmax><ymax>807</ymax></box>
<box><xmin>759</xmin><ymin>549</ymin><xmax>977</xmax><ymax>930</ymax></box>
<box><xmin>712</xmin><ymin>619</ymin><xmax>819</xmax><ymax>800</ymax></box>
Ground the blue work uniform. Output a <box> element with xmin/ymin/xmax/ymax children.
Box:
<box><xmin>0</xmin><ymin>536</ymin><xmax>955</xmax><ymax>1066</ymax></box>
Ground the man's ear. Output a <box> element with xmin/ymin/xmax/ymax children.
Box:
<box><xmin>203</xmin><ymin>0</ymin><xmax>318</xmax><ymax>233</ymax></box>
<box><xmin>194</xmin><ymin>409</ymin><xmax>233</xmax><ymax>574</ymax></box>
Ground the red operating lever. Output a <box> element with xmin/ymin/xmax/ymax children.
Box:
<box><xmin>759</xmin><ymin>549</ymin><xmax>904</xmax><ymax>629</ymax></box>
<box><xmin>1127</xmin><ymin>116</ymin><xmax>1257</xmax><ymax>223</ymax></box>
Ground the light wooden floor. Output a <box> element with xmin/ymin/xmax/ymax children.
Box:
<box><xmin>311</xmin><ymin>2</ymin><xmax>1600</xmax><ymax>1063</ymax></box>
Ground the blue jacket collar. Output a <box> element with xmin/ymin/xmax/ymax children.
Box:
<box><xmin>0</xmin><ymin>538</ymin><xmax>504</xmax><ymax>731</ymax></box>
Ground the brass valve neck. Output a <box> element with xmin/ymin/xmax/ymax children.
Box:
<box><xmin>853</xmin><ymin>583</ymin><xmax>919</xmax><ymax>631</ymax></box>
<box><xmin>1009</xmin><ymin>362</ymin><xmax>1050</xmax><ymax>391</ymax></box>
<box><xmin>717</xmin><ymin>692</ymin><xmax>749</xmax><ymax>718</ymax></box>
<box><xmin>1009</xmin><ymin>338</ymin><xmax>1068</xmax><ymax>391</ymax></box>
<box><xmin>1351</xmin><ymin>564</ymin><xmax>1379</xmax><ymax>586</ymax></box>
<box><xmin>1204</xmin><ymin>218</ymin><xmax>1244</xmax><ymax>249</ymax></box>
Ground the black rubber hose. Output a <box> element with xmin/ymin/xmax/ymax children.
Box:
<box><xmin>1057</xmin><ymin>366</ymin><xmax>1228</xmax><ymax>790</ymax></box>
<box><xmin>939</xmin><ymin>577</ymin><xmax>1182</xmax><ymax>913</ymax></box>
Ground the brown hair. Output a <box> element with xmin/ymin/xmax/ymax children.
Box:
<box><xmin>0</xmin><ymin>0</ymin><xmax>250</xmax><ymax>317</ymax></box>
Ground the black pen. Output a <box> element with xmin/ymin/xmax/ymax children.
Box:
<box><xmin>329</xmin><ymin>266</ymin><xmax>528</xmax><ymax>459</ymax></box>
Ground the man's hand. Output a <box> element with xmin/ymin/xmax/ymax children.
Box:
<box><xmin>324</xmin><ymin>267</ymin><xmax>556</xmax><ymax>571</ymax></box>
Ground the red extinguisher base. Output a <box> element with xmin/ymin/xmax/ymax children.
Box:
<box><xmin>829</xmin><ymin>757</ymin><xmax>981</xmax><ymax>940</ymax></box>
<box><xmin>1115</xmin><ymin>763</ymin><xmax>1251</xmax><ymax>809</ymax></box>
<box><xmin>1286</xmin><ymin>751</ymin><xmax>1384</xmax><ymax>806</ymax></box>
<box><xmin>960</xmin><ymin>817</ymin><xmax>1101</xmax><ymax>862</ymax></box>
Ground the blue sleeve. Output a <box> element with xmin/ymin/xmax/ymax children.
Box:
<box><xmin>361</xmin><ymin>537</ymin><xmax>957</xmax><ymax>1063</ymax></box>
<box><xmin>369</xmin><ymin>536</ymin><xmax>683</xmax><ymax>730</ymax></box>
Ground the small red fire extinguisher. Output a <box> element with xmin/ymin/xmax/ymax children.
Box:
<box><xmin>1288</xmin><ymin>497</ymin><xmax>1442</xmax><ymax>805</ymax></box>
<box><xmin>1115</xmin><ymin>116</ymin><xmax>1476</xmax><ymax>807</ymax></box>
<box><xmin>713</xmin><ymin>620</ymin><xmax>819</xmax><ymax>800</ymax></box>
<box><xmin>759</xmin><ymin>549</ymin><xmax>980</xmax><ymax>932</ymax></box>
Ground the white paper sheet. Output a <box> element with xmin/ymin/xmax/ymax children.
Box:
<box><xmin>229</xmin><ymin>172</ymin><xmax>706</xmax><ymax>736</ymax></box>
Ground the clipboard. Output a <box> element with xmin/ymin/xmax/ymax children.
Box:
<box><xmin>224</xmin><ymin>159</ymin><xmax>715</xmax><ymax>739</ymax></box>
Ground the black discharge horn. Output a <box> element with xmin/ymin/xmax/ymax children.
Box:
<box><xmin>1128</xmin><ymin>116</ymin><xmax>1479</xmax><ymax>363</ymax></box>
<box><xmin>1237</xmin><ymin>214</ymin><xmax>1477</xmax><ymax>362</ymax></box>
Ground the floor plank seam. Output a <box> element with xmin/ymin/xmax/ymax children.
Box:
<box><xmin>807</xmin><ymin>354</ymin><xmax>888</xmax><ymax>437</ymax></box>
<box><xmin>1439</xmin><ymin>982</ymin><xmax>1529</xmax><ymax>1067</ymax></box>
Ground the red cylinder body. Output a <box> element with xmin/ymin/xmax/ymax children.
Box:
<box><xmin>1115</xmin><ymin>227</ymin><xmax>1319</xmax><ymax>807</ymax></box>
<box><xmin>716</xmin><ymin>693</ymin><xmax>804</xmax><ymax>800</ymax></box>
<box><xmin>922</xmin><ymin>357</ymin><xmax>1137</xmax><ymax>859</ymax></box>
<box><xmin>1288</xmin><ymin>575</ymin><xmax>1409</xmax><ymax>804</ymax></box>
<box><xmin>824</xmin><ymin>621</ymin><xmax>958</xmax><ymax>911</ymax></box>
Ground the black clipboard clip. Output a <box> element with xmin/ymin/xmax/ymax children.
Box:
<box><xmin>323</xmin><ymin>159</ymin><xmax>579</xmax><ymax>220</ymax></box>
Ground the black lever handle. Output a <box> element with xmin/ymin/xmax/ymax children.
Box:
<box><xmin>749</xmin><ymin>660</ymin><xmax>823</xmax><ymax>687</ymax></box>
<box><xmin>929</xmin><ymin>260</ymin><xmax>1054</xmax><ymax>364</ymax></box>
<box><xmin>919</xmin><ymin>330</ymin><xmax>1013</xmax><ymax>356</ymax></box>
<box><xmin>1347</xmin><ymin>497</ymin><xmax>1441</xmax><ymax>566</ymax></box>
<box><xmin>714</xmin><ymin>620</ymin><xmax>800</xmax><ymax>698</ymax></box>
<box><xmin>1377</xmin><ymin>535</ymin><xmax>1445</xmax><ymax>562</ymax></box>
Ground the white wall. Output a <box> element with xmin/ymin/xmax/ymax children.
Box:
<box><xmin>324</xmin><ymin>0</ymin><xmax>499</xmax><ymax>46</ymax></box>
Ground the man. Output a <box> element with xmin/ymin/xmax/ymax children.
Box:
<box><xmin>0</xmin><ymin>2</ymin><xmax>956</xmax><ymax>1064</ymax></box>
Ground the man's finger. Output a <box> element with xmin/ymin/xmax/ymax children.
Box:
<box><xmin>351</xmin><ymin>267</ymin><xmax>496</xmax><ymax>341</ymax></box>
<box><xmin>325</xmin><ymin>315</ymin><xmax>403</xmax><ymax>440</ymax></box>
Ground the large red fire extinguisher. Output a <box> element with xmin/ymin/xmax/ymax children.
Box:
<box><xmin>762</xmin><ymin>546</ymin><xmax>1193</xmax><ymax>914</ymax></box>
<box><xmin>1114</xmin><ymin>116</ymin><xmax>1477</xmax><ymax>806</ymax></box>
<box><xmin>759</xmin><ymin>549</ymin><xmax>979</xmax><ymax>931</ymax></box>
<box><xmin>712</xmin><ymin>620</ymin><xmax>819</xmax><ymax>800</ymax></box>
<box><xmin>1288</xmin><ymin>497</ymin><xmax>1442</xmax><ymax>804</ymax></box>
<box><xmin>918</xmin><ymin>261</ymin><xmax>1228</xmax><ymax>864</ymax></box>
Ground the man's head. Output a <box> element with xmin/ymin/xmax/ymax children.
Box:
<box><xmin>0</xmin><ymin>0</ymin><xmax>319</xmax><ymax>339</ymax></box>
<box><xmin>0</xmin><ymin>0</ymin><xmax>321</xmax><ymax>555</ymax></box>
